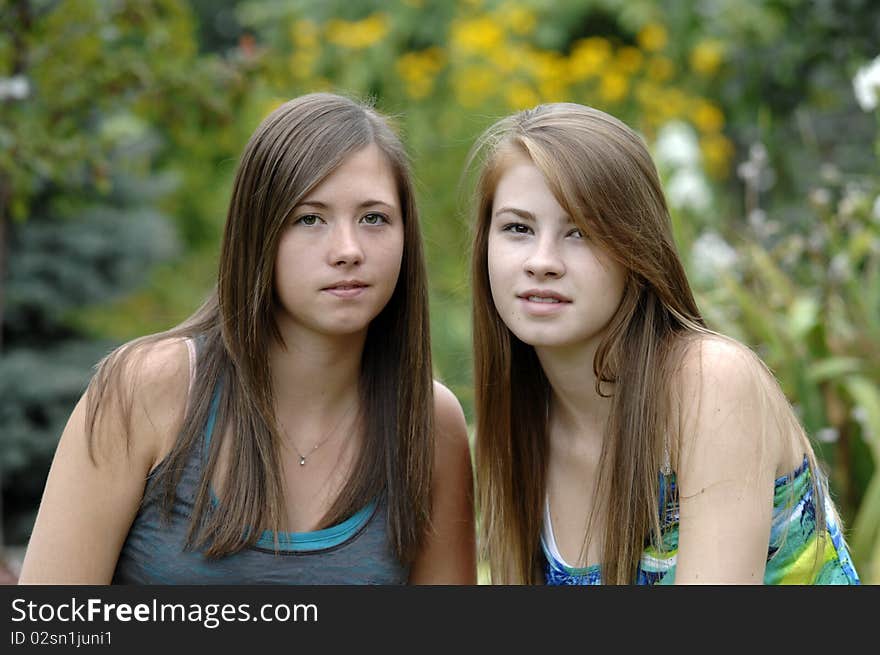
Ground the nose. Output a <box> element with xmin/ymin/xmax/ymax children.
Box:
<box><xmin>327</xmin><ymin>222</ymin><xmax>364</xmax><ymax>267</ymax></box>
<box><xmin>524</xmin><ymin>234</ymin><xmax>565</xmax><ymax>279</ymax></box>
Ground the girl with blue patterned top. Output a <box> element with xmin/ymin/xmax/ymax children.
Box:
<box><xmin>20</xmin><ymin>93</ymin><xmax>475</xmax><ymax>584</ymax></box>
<box><xmin>468</xmin><ymin>102</ymin><xmax>859</xmax><ymax>585</ymax></box>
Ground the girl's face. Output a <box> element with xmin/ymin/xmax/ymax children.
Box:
<box><xmin>273</xmin><ymin>143</ymin><xmax>404</xmax><ymax>340</ymax></box>
<box><xmin>487</xmin><ymin>153</ymin><xmax>626</xmax><ymax>352</ymax></box>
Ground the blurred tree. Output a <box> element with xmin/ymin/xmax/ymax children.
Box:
<box><xmin>1</xmin><ymin>159</ymin><xmax>180</xmax><ymax>544</ymax></box>
<box><xmin>0</xmin><ymin>0</ymin><xmax>245</xmax><ymax>549</ymax></box>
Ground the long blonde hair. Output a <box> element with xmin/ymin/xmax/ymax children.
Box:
<box><xmin>86</xmin><ymin>93</ymin><xmax>434</xmax><ymax>563</ymax></box>
<box><xmin>470</xmin><ymin>103</ymin><xmax>825</xmax><ymax>584</ymax></box>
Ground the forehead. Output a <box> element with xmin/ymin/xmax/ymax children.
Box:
<box><xmin>302</xmin><ymin>143</ymin><xmax>399</xmax><ymax>204</ymax></box>
<box><xmin>491</xmin><ymin>154</ymin><xmax>567</xmax><ymax>218</ymax></box>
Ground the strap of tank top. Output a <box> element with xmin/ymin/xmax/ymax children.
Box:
<box><xmin>183</xmin><ymin>337</ymin><xmax>197</xmax><ymax>418</ymax></box>
<box><xmin>661</xmin><ymin>442</ymin><xmax>672</xmax><ymax>476</ymax></box>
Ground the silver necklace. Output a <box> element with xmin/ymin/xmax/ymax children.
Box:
<box><xmin>287</xmin><ymin>401</ymin><xmax>357</xmax><ymax>466</ymax></box>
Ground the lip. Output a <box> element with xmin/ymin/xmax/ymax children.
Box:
<box><xmin>516</xmin><ymin>288</ymin><xmax>572</xmax><ymax>316</ymax></box>
<box><xmin>322</xmin><ymin>280</ymin><xmax>370</xmax><ymax>298</ymax></box>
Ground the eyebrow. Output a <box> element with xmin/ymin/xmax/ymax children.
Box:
<box><xmin>296</xmin><ymin>199</ymin><xmax>397</xmax><ymax>211</ymax></box>
<box><xmin>494</xmin><ymin>206</ymin><xmax>575</xmax><ymax>225</ymax></box>
<box><xmin>493</xmin><ymin>207</ymin><xmax>535</xmax><ymax>221</ymax></box>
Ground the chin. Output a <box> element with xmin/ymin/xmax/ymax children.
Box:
<box><xmin>509</xmin><ymin>326</ymin><xmax>580</xmax><ymax>349</ymax></box>
<box><xmin>320</xmin><ymin>319</ymin><xmax>373</xmax><ymax>337</ymax></box>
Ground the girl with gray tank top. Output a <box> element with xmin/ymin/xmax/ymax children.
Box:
<box><xmin>20</xmin><ymin>93</ymin><xmax>476</xmax><ymax>585</ymax></box>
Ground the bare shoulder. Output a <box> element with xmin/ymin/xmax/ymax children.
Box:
<box><xmin>430</xmin><ymin>380</ymin><xmax>472</xmax><ymax>484</ymax></box>
<box><xmin>670</xmin><ymin>335</ymin><xmax>787</xmax><ymax>583</ymax></box>
<box><xmin>118</xmin><ymin>336</ymin><xmax>190</xmax><ymax>391</ymax></box>
<box><xmin>672</xmin><ymin>333</ymin><xmax>782</xmax><ymax>484</ymax></box>
<box><xmin>127</xmin><ymin>336</ymin><xmax>192</xmax><ymax>407</ymax></box>
<box><xmin>406</xmin><ymin>380</ymin><xmax>475</xmax><ymax>583</ymax></box>
<box><xmin>673</xmin><ymin>334</ymin><xmax>772</xmax><ymax>427</ymax></box>
<box><xmin>17</xmin><ymin>337</ymin><xmax>194</xmax><ymax>583</ymax></box>
<box><xmin>96</xmin><ymin>336</ymin><xmax>193</xmax><ymax>466</ymax></box>
<box><xmin>675</xmin><ymin>334</ymin><xmax>764</xmax><ymax>395</ymax></box>
<box><xmin>432</xmin><ymin>380</ymin><xmax>469</xmax><ymax>449</ymax></box>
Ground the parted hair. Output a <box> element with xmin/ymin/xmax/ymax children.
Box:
<box><xmin>470</xmin><ymin>102</ymin><xmax>827</xmax><ymax>584</ymax></box>
<box><xmin>86</xmin><ymin>93</ymin><xmax>434</xmax><ymax>563</ymax></box>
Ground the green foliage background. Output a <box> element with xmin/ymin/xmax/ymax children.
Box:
<box><xmin>2</xmin><ymin>0</ymin><xmax>879</xmax><ymax>581</ymax></box>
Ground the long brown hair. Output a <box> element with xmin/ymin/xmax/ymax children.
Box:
<box><xmin>86</xmin><ymin>93</ymin><xmax>434</xmax><ymax>563</ymax></box>
<box><xmin>470</xmin><ymin>103</ymin><xmax>825</xmax><ymax>584</ymax></box>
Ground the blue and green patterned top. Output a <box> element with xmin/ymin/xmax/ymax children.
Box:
<box><xmin>541</xmin><ymin>457</ymin><xmax>860</xmax><ymax>585</ymax></box>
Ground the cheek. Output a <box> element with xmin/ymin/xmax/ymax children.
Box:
<box><xmin>486</xmin><ymin>235</ymin><xmax>514</xmax><ymax>309</ymax></box>
<box><xmin>273</xmin><ymin>237</ymin><xmax>301</xmax><ymax>286</ymax></box>
<box><xmin>373</xmin><ymin>229</ymin><xmax>405</xmax><ymax>282</ymax></box>
<box><xmin>597</xmin><ymin>257</ymin><xmax>627</xmax><ymax>303</ymax></box>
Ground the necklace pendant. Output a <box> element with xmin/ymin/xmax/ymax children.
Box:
<box><xmin>299</xmin><ymin>456</ymin><xmax>306</xmax><ymax>466</ymax></box>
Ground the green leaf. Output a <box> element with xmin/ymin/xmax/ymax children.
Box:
<box><xmin>787</xmin><ymin>295</ymin><xmax>818</xmax><ymax>340</ymax></box>
<box><xmin>845</xmin><ymin>376</ymin><xmax>880</xmax><ymax>463</ymax></box>
<box><xmin>806</xmin><ymin>357</ymin><xmax>862</xmax><ymax>383</ymax></box>
<box><xmin>850</xmin><ymin>473</ymin><xmax>880</xmax><ymax>579</ymax></box>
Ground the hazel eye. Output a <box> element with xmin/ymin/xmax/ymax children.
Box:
<box><xmin>567</xmin><ymin>227</ymin><xmax>585</xmax><ymax>239</ymax></box>
<box><xmin>502</xmin><ymin>222</ymin><xmax>532</xmax><ymax>235</ymax></box>
<box><xmin>294</xmin><ymin>214</ymin><xmax>322</xmax><ymax>226</ymax></box>
<box><xmin>360</xmin><ymin>212</ymin><xmax>389</xmax><ymax>225</ymax></box>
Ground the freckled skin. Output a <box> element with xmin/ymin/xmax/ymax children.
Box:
<box><xmin>487</xmin><ymin>154</ymin><xmax>626</xmax><ymax>351</ymax></box>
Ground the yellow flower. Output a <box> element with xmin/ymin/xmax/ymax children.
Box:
<box><xmin>506</xmin><ymin>81</ymin><xmax>540</xmax><ymax>110</ymax></box>
<box><xmin>600</xmin><ymin>71</ymin><xmax>629</xmax><ymax>103</ymax></box>
<box><xmin>569</xmin><ymin>37</ymin><xmax>611</xmax><ymax>81</ymax></box>
<box><xmin>290</xmin><ymin>19</ymin><xmax>318</xmax><ymax>48</ymax></box>
<box><xmin>646</xmin><ymin>56</ymin><xmax>674</xmax><ymax>82</ymax></box>
<box><xmin>453</xmin><ymin>66</ymin><xmax>496</xmax><ymax>107</ymax></box>
<box><xmin>489</xmin><ymin>45</ymin><xmax>517</xmax><ymax>73</ymax></box>
<box><xmin>538</xmin><ymin>80</ymin><xmax>567</xmax><ymax>103</ymax></box>
<box><xmin>396</xmin><ymin>48</ymin><xmax>445</xmax><ymax>100</ymax></box>
<box><xmin>690</xmin><ymin>39</ymin><xmax>724</xmax><ymax>76</ymax></box>
<box><xmin>616</xmin><ymin>46</ymin><xmax>643</xmax><ymax>74</ymax></box>
<box><xmin>658</xmin><ymin>88</ymin><xmax>688</xmax><ymax>120</ymax></box>
<box><xmin>637</xmin><ymin>23</ymin><xmax>668</xmax><ymax>52</ymax></box>
<box><xmin>692</xmin><ymin>100</ymin><xmax>725</xmax><ymax>132</ymax></box>
<box><xmin>701</xmin><ymin>133</ymin><xmax>734</xmax><ymax>178</ymax></box>
<box><xmin>497</xmin><ymin>3</ymin><xmax>536</xmax><ymax>35</ymax></box>
<box><xmin>635</xmin><ymin>81</ymin><xmax>662</xmax><ymax>107</ymax></box>
<box><xmin>326</xmin><ymin>13</ymin><xmax>389</xmax><ymax>50</ymax></box>
<box><xmin>451</xmin><ymin>16</ymin><xmax>504</xmax><ymax>56</ymax></box>
<box><xmin>530</xmin><ymin>49</ymin><xmax>567</xmax><ymax>85</ymax></box>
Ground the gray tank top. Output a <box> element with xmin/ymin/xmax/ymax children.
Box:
<box><xmin>112</xmin><ymin>343</ymin><xmax>409</xmax><ymax>584</ymax></box>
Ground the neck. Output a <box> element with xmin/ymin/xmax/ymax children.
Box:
<box><xmin>268</xmin><ymin>325</ymin><xmax>366</xmax><ymax>413</ymax></box>
<box><xmin>535</xmin><ymin>338</ymin><xmax>614</xmax><ymax>447</ymax></box>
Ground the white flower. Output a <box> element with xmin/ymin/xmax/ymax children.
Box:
<box><xmin>748</xmin><ymin>142</ymin><xmax>768</xmax><ymax>165</ymax></box>
<box><xmin>808</xmin><ymin>188</ymin><xmax>832</xmax><ymax>209</ymax></box>
<box><xmin>828</xmin><ymin>253</ymin><xmax>850</xmax><ymax>283</ymax></box>
<box><xmin>853</xmin><ymin>55</ymin><xmax>880</xmax><ymax>111</ymax></box>
<box><xmin>690</xmin><ymin>231</ymin><xmax>738</xmax><ymax>283</ymax></box>
<box><xmin>667</xmin><ymin>168</ymin><xmax>712</xmax><ymax>213</ymax></box>
<box><xmin>838</xmin><ymin>186</ymin><xmax>865</xmax><ymax>217</ymax></box>
<box><xmin>820</xmin><ymin>163</ymin><xmax>841</xmax><ymax>184</ymax></box>
<box><xmin>0</xmin><ymin>75</ymin><xmax>30</xmax><ymax>101</ymax></box>
<box><xmin>816</xmin><ymin>427</ymin><xmax>839</xmax><ymax>443</ymax></box>
<box><xmin>654</xmin><ymin>121</ymin><xmax>701</xmax><ymax>169</ymax></box>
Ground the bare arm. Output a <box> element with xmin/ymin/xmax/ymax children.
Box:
<box><xmin>673</xmin><ymin>338</ymin><xmax>781</xmax><ymax>585</ymax></box>
<box><xmin>18</xmin><ymin>339</ymin><xmax>190</xmax><ymax>584</ymax></box>
<box><xmin>408</xmin><ymin>381</ymin><xmax>477</xmax><ymax>584</ymax></box>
